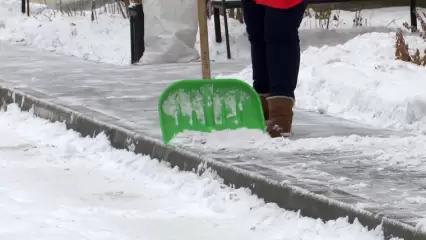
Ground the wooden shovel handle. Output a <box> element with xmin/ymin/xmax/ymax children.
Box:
<box><xmin>197</xmin><ymin>0</ymin><xmax>211</xmax><ymax>79</ymax></box>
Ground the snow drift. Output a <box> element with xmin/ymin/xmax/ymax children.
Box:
<box><xmin>6</xmin><ymin>0</ymin><xmax>201</xmax><ymax>64</ymax></box>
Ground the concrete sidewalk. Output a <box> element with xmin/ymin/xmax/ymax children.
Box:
<box><xmin>1</xmin><ymin>42</ymin><xmax>425</xmax><ymax>239</ymax></box>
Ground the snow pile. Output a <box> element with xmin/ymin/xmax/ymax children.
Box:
<box><xmin>0</xmin><ymin>0</ymin><xmax>131</xmax><ymax>64</ymax></box>
<box><xmin>0</xmin><ymin>0</ymin><xmax>200</xmax><ymax>64</ymax></box>
<box><xmin>200</xmin><ymin>6</ymin><xmax>424</xmax><ymax>61</ymax></box>
<box><xmin>1</xmin><ymin>0</ymin><xmax>423</xmax><ymax>64</ymax></box>
<box><xmin>220</xmin><ymin>32</ymin><xmax>426</xmax><ymax>134</ymax></box>
<box><xmin>417</xmin><ymin>219</ymin><xmax>426</xmax><ymax>233</ymax></box>
<box><xmin>0</xmin><ymin>103</ymin><xmax>394</xmax><ymax>240</ymax></box>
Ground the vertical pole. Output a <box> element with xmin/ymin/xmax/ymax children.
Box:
<box><xmin>136</xmin><ymin>4</ymin><xmax>145</xmax><ymax>61</ymax></box>
<box><xmin>213</xmin><ymin>7</ymin><xmax>222</xmax><ymax>43</ymax></box>
<box><xmin>21</xmin><ymin>0</ymin><xmax>26</xmax><ymax>14</ymax></box>
<box><xmin>197</xmin><ymin>0</ymin><xmax>211</xmax><ymax>79</ymax></box>
<box><xmin>222</xmin><ymin>0</ymin><xmax>231</xmax><ymax>59</ymax></box>
<box><xmin>129</xmin><ymin>4</ymin><xmax>145</xmax><ymax>64</ymax></box>
<box><xmin>26</xmin><ymin>0</ymin><xmax>30</xmax><ymax>17</ymax></box>
<box><xmin>130</xmin><ymin>6</ymin><xmax>135</xmax><ymax>64</ymax></box>
<box><xmin>410</xmin><ymin>0</ymin><xmax>417</xmax><ymax>32</ymax></box>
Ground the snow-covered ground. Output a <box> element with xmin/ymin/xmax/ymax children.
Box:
<box><xmin>1</xmin><ymin>0</ymin><xmax>426</xmax><ymax>235</ymax></box>
<box><xmin>0</xmin><ymin>0</ymin><xmax>130</xmax><ymax>64</ymax></box>
<box><xmin>219</xmin><ymin>32</ymin><xmax>426</xmax><ymax>134</ymax></box>
<box><xmin>1</xmin><ymin>0</ymin><xmax>425</xmax><ymax>135</ymax></box>
<box><xmin>0</xmin><ymin>103</ymin><xmax>394</xmax><ymax>240</ymax></box>
<box><xmin>0</xmin><ymin>0</ymin><xmax>423</xmax><ymax>63</ymax></box>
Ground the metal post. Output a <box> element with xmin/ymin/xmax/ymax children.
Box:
<box><xmin>21</xmin><ymin>0</ymin><xmax>26</xmax><ymax>14</ymax></box>
<box><xmin>222</xmin><ymin>0</ymin><xmax>231</xmax><ymax>59</ymax></box>
<box><xmin>129</xmin><ymin>4</ymin><xmax>145</xmax><ymax>64</ymax></box>
<box><xmin>410</xmin><ymin>0</ymin><xmax>417</xmax><ymax>32</ymax></box>
<box><xmin>213</xmin><ymin>7</ymin><xmax>222</xmax><ymax>43</ymax></box>
<box><xmin>26</xmin><ymin>0</ymin><xmax>30</xmax><ymax>17</ymax></box>
<box><xmin>130</xmin><ymin>8</ymin><xmax>135</xmax><ymax>63</ymax></box>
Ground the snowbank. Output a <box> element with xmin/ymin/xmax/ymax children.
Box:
<box><xmin>0</xmin><ymin>103</ymin><xmax>391</xmax><ymax>240</ymax></box>
<box><xmin>220</xmin><ymin>32</ymin><xmax>426</xmax><ymax>134</ymax></box>
<box><xmin>0</xmin><ymin>0</ymin><xmax>131</xmax><ymax>64</ymax></box>
<box><xmin>0</xmin><ymin>0</ymin><xmax>200</xmax><ymax>64</ymax></box>
<box><xmin>1</xmin><ymin>0</ymin><xmax>423</xmax><ymax>64</ymax></box>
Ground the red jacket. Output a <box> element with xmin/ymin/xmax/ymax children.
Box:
<box><xmin>255</xmin><ymin>0</ymin><xmax>303</xmax><ymax>9</ymax></box>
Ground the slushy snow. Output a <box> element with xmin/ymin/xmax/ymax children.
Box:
<box><xmin>0</xmin><ymin>104</ymin><xmax>392</xmax><ymax>239</ymax></box>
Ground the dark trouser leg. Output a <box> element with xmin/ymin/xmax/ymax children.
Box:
<box><xmin>241</xmin><ymin>0</ymin><xmax>269</xmax><ymax>95</ymax></box>
<box><xmin>264</xmin><ymin>2</ymin><xmax>306</xmax><ymax>99</ymax></box>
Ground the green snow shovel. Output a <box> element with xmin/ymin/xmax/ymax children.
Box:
<box><xmin>157</xmin><ymin>0</ymin><xmax>265</xmax><ymax>144</ymax></box>
<box><xmin>158</xmin><ymin>78</ymin><xmax>266</xmax><ymax>144</ymax></box>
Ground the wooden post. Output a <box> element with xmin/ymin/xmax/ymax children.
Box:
<box><xmin>197</xmin><ymin>0</ymin><xmax>211</xmax><ymax>79</ymax></box>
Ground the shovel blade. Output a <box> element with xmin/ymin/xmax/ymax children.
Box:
<box><xmin>158</xmin><ymin>78</ymin><xmax>266</xmax><ymax>144</ymax></box>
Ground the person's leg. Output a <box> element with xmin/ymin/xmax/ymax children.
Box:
<box><xmin>264</xmin><ymin>2</ymin><xmax>306</xmax><ymax>137</ymax></box>
<box><xmin>241</xmin><ymin>0</ymin><xmax>270</xmax><ymax>120</ymax></box>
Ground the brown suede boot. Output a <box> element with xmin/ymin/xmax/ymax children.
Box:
<box><xmin>259</xmin><ymin>94</ymin><xmax>270</xmax><ymax>121</ymax></box>
<box><xmin>266</xmin><ymin>96</ymin><xmax>294</xmax><ymax>138</ymax></box>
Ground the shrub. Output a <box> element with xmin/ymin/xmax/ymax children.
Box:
<box><xmin>395</xmin><ymin>11</ymin><xmax>426</xmax><ymax>66</ymax></box>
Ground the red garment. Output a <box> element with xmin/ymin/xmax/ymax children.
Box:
<box><xmin>255</xmin><ymin>0</ymin><xmax>303</xmax><ymax>9</ymax></box>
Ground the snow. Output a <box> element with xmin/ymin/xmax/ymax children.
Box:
<box><xmin>1</xmin><ymin>0</ymin><xmax>426</xmax><ymax>235</ymax></box>
<box><xmin>0</xmin><ymin>0</ymin><xmax>423</xmax><ymax>64</ymax></box>
<box><xmin>201</xmin><ymin>6</ymin><xmax>419</xmax><ymax>61</ymax></box>
<box><xmin>0</xmin><ymin>0</ymin><xmax>200</xmax><ymax>64</ymax></box>
<box><xmin>0</xmin><ymin>0</ymin><xmax>131</xmax><ymax>64</ymax></box>
<box><xmin>219</xmin><ymin>32</ymin><xmax>426</xmax><ymax>134</ymax></box>
<box><xmin>0</xmin><ymin>103</ymin><xmax>393</xmax><ymax>240</ymax></box>
<box><xmin>172</xmin><ymin>128</ymin><xmax>426</xmax><ymax>169</ymax></box>
<box><xmin>1</xmin><ymin>0</ymin><xmax>425</xmax><ymax>133</ymax></box>
<box><xmin>417</xmin><ymin>219</ymin><xmax>426</xmax><ymax>232</ymax></box>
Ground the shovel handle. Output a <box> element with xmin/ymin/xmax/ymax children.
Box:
<box><xmin>197</xmin><ymin>0</ymin><xmax>211</xmax><ymax>79</ymax></box>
